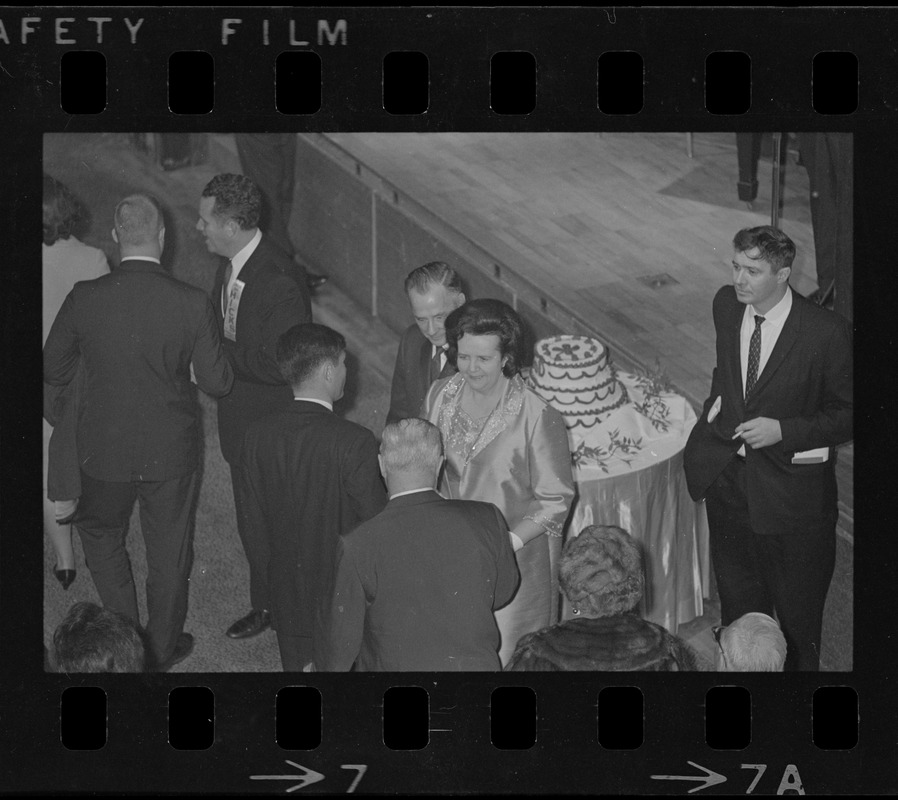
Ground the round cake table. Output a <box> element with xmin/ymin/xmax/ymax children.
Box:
<box><xmin>553</xmin><ymin>373</ymin><xmax>711</xmax><ymax>633</ymax></box>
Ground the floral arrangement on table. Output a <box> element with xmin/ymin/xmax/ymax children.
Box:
<box><xmin>569</xmin><ymin>358</ymin><xmax>680</xmax><ymax>471</ymax></box>
<box><xmin>631</xmin><ymin>358</ymin><xmax>676</xmax><ymax>434</ymax></box>
<box><xmin>571</xmin><ymin>428</ymin><xmax>644</xmax><ymax>474</ymax></box>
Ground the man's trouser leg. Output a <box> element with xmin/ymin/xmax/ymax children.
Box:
<box><xmin>705</xmin><ymin>459</ymin><xmax>774</xmax><ymax>626</ymax></box>
<box><xmin>75</xmin><ymin>473</ymin><xmax>140</xmax><ymax>627</ymax></box>
<box><xmin>230</xmin><ymin>463</ymin><xmax>270</xmax><ymax>614</ymax></box>
<box><xmin>277</xmin><ymin>633</ymin><xmax>315</xmax><ymax>672</ymax></box>
<box><xmin>137</xmin><ymin>471</ymin><xmax>199</xmax><ymax>665</ymax></box>
<box><xmin>758</xmin><ymin>529</ymin><xmax>837</xmax><ymax>671</ymax></box>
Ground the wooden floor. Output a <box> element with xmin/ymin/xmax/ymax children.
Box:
<box><xmin>326</xmin><ymin>131</ymin><xmax>817</xmax><ymax>408</ymax></box>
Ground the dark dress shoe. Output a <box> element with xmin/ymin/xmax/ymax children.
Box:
<box><xmin>306</xmin><ymin>273</ymin><xmax>328</xmax><ymax>290</ymax></box>
<box><xmin>156</xmin><ymin>633</ymin><xmax>195</xmax><ymax>672</ymax></box>
<box><xmin>226</xmin><ymin>609</ymin><xmax>271</xmax><ymax>639</ymax></box>
<box><xmin>54</xmin><ymin>568</ymin><xmax>76</xmax><ymax>591</ymax></box>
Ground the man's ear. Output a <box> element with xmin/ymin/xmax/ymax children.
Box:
<box><xmin>158</xmin><ymin>226</ymin><xmax>166</xmax><ymax>252</ymax></box>
<box><xmin>111</xmin><ymin>227</ymin><xmax>118</xmax><ymax>244</ymax></box>
<box><xmin>777</xmin><ymin>266</ymin><xmax>792</xmax><ymax>285</ymax></box>
<box><xmin>455</xmin><ymin>292</ymin><xmax>466</xmax><ymax>308</ymax></box>
<box><xmin>377</xmin><ymin>453</ymin><xmax>386</xmax><ymax>479</ymax></box>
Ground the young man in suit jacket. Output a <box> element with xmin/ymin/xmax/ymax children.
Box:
<box><xmin>240</xmin><ymin>323</ymin><xmax>387</xmax><ymax>671</ymax></box>
<box><xmin>684</xmin><ymin>226</ymin><xmax>853</xmax><ymax>670</ymax></box>
<box><xmin>317</xmin><ymin>417</ymin><xmax>520</xmax><ymax>671</ymax></box>
<box><xmin>386</xmin><ymin>261</ymin><xmax>466</xmax><ymax>425</ymax></box>
<box><xmin>44</xmin><ymin>194</ymin><xmax>234</xmax><ymax>671</ymax></box>
<box><xmin>197</xmin><ymin>173</ymin><xmax>312</xmax><ymax>641</ymax></box>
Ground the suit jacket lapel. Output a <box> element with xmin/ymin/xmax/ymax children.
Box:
<box><xmin>728</xmin><ymin>296</ymin><xmax>747</xmax><ymax>414</ymax></box>
<box><xmin>419</xmin><ymin>338</ymin><xmax>434</xmax><ymax>385</ymax></box>
<box><xmin>747</xmin><ymin>290</ymin><xmax>801</xmax><ymax>400</ymax></box>
<box><xmin>438</xmin><ymin>353</ymin><xmax>456</xmax><ymax>379</ymax></box>
<box><xmin>213</xmin><ymin>258</ymin><xmax>228</xmax><ymax>323</ymax></box>
<box><xmin>222</xmin><ymin>243</ymin><xmax>268</xmax><ymax>335</ymax></box>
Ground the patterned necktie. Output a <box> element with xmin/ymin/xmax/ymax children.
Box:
<box><xmin>222</xmin><ymin>261</ymin><xmax>233</xmax><ymax>316</ymax></box>
<box><xmin>745</xmin><ymin>315</ymin><xmax>765</xmax><ymax>396</ymax></box>
<box><xmin>430</xmin><ymin>346</ymin><xmax>444</xmax><ymax>382</ymax></box>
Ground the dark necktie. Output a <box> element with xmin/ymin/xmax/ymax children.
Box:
<box><xmin>745</xmin><ymin>315</ymin><xmax>765</xmax><ymax>396</ymax></box>
<box><xmin>222</xmin><ymin>261</ymin><xmax>233</xmax><ymax>316</ymax></box>
<box><xmin>430</xmin><ymin>346</ymin><xmax>444</xmax><ymax>383</ymax></box>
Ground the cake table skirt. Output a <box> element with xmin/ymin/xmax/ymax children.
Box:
<box><xmin>565</xmin><ymin>447</ymin><xmax>710</xmax><ymax>633</ymax></box>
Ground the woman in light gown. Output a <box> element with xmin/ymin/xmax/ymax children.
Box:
<box><xmin>42</xmin><ymin>174</ymin><xmax>109</xmax><ymax>589</ymax></box>
<box><xmin>423</xmin><ymin>299</ymin><xmax>575</xmax><ymax>665</ymax></box>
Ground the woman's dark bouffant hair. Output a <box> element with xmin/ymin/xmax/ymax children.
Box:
<box><xmin>43</xmin><ymin>174</ymin><xmax>81</xmax><ymax>246</ymax></box>
<box><xmin>445</xmin><ymin>298</ymin><xmax>527</xmax><ymax>378</ymax></box>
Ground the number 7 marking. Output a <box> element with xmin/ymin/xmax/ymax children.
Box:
<box><xmin>341</xmin><ymin>765</ymin><xmax>367</xmax><ymax>793</ymax></box>
<box><xmin>741</xmin><ymin>764</ymin><xmax>767</xmax><ymax>794</ymax></box>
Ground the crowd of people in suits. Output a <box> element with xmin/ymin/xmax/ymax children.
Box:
<box><xmin>43</xmin><ymin>142</ymin><xmax>851</xmax><ymax>673</ymax></box>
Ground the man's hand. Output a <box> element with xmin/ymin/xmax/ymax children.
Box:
<box><xmin>734</xmin><ymin>417</ymin><xmax>782</xmax><ymax>449</ymax></box>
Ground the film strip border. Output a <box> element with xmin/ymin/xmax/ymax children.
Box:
<box><xmin>54</xmin><ymin>48</ymin><xmax>860</xmax><ymax>118</ymax></box>
<box><xmin>2</xmin><ymin>5</ymin><xmax>897</xmax><ymax>795</ymax></box>
<box><xmin>29</xmin><ymin>677</ymin><xmax>865</xmax><ymax>793</ymax></box>
<box><xmin>0</xmin><ymin>7</ymin><xmax>895</xmax><ymax>126</ymax></box>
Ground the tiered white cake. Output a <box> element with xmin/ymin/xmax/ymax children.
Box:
<box><xmin>529</xmin><ymin>335</ymin><xmax>629</xmax><ymax>430</ymax></box>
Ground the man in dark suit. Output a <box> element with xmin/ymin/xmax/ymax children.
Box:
<box><xmin>684</xmin><ymin>225</ymin><xmax>852</xmax><ymax>670</ymax></box>
<box><xmin>317</xmin><ymin>418</ymin><xmax>520</xmax><ymax>671</ymax></box>
<box><xmin>44</xmin><ymin>193</ymin><xmax>234</xmax><ymax>671</ymax></box>
<box><xmin>241</xmin><ymin>323</ymin><xmax>387</xmax><ymax>670</ymax></box>
<box><xmin>197</xmin><ymin>173</ymin><xmax>312</xmax><ymax>641</ymax></box>
<box><xmin>234</xmin><ymin>133</ymin><xmax>328</xmax><ymax>290</ymax></box>
<box><xmin>386</xmin><ymin>261</ymin><xmax>466</xmax><ymax>424</ymax></box>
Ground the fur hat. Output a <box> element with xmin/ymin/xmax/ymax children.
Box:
<box><xmin>560</xmin><ymin>525</ymin><xmax>644</xmax><ymax>617</ymax></box>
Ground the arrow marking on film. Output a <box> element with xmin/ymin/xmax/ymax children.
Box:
<box><xmin>650</xmin><ymin>761</ymin><xmax>727</xmax><ymax>793</ymax></box>
<box><xmin>250</xmin><ymin>761</ymin><xmax>326</xmax><ymax>792</ymax></box>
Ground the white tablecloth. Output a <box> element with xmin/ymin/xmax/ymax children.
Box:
<box><xmin>560</xmin><ymin>376</ymin><xmax>710</xmax><ymax>633</ymax></box>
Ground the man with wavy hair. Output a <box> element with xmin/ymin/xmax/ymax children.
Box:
<box><xmin>197</xmin><ymin>173</ymin><xmax>312</xmax><ymax>642</ymax></box>
<box><xmin>684</xmin><ymin>225</ymin><xmax>852</xmax><ymax>671</ymax></box>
